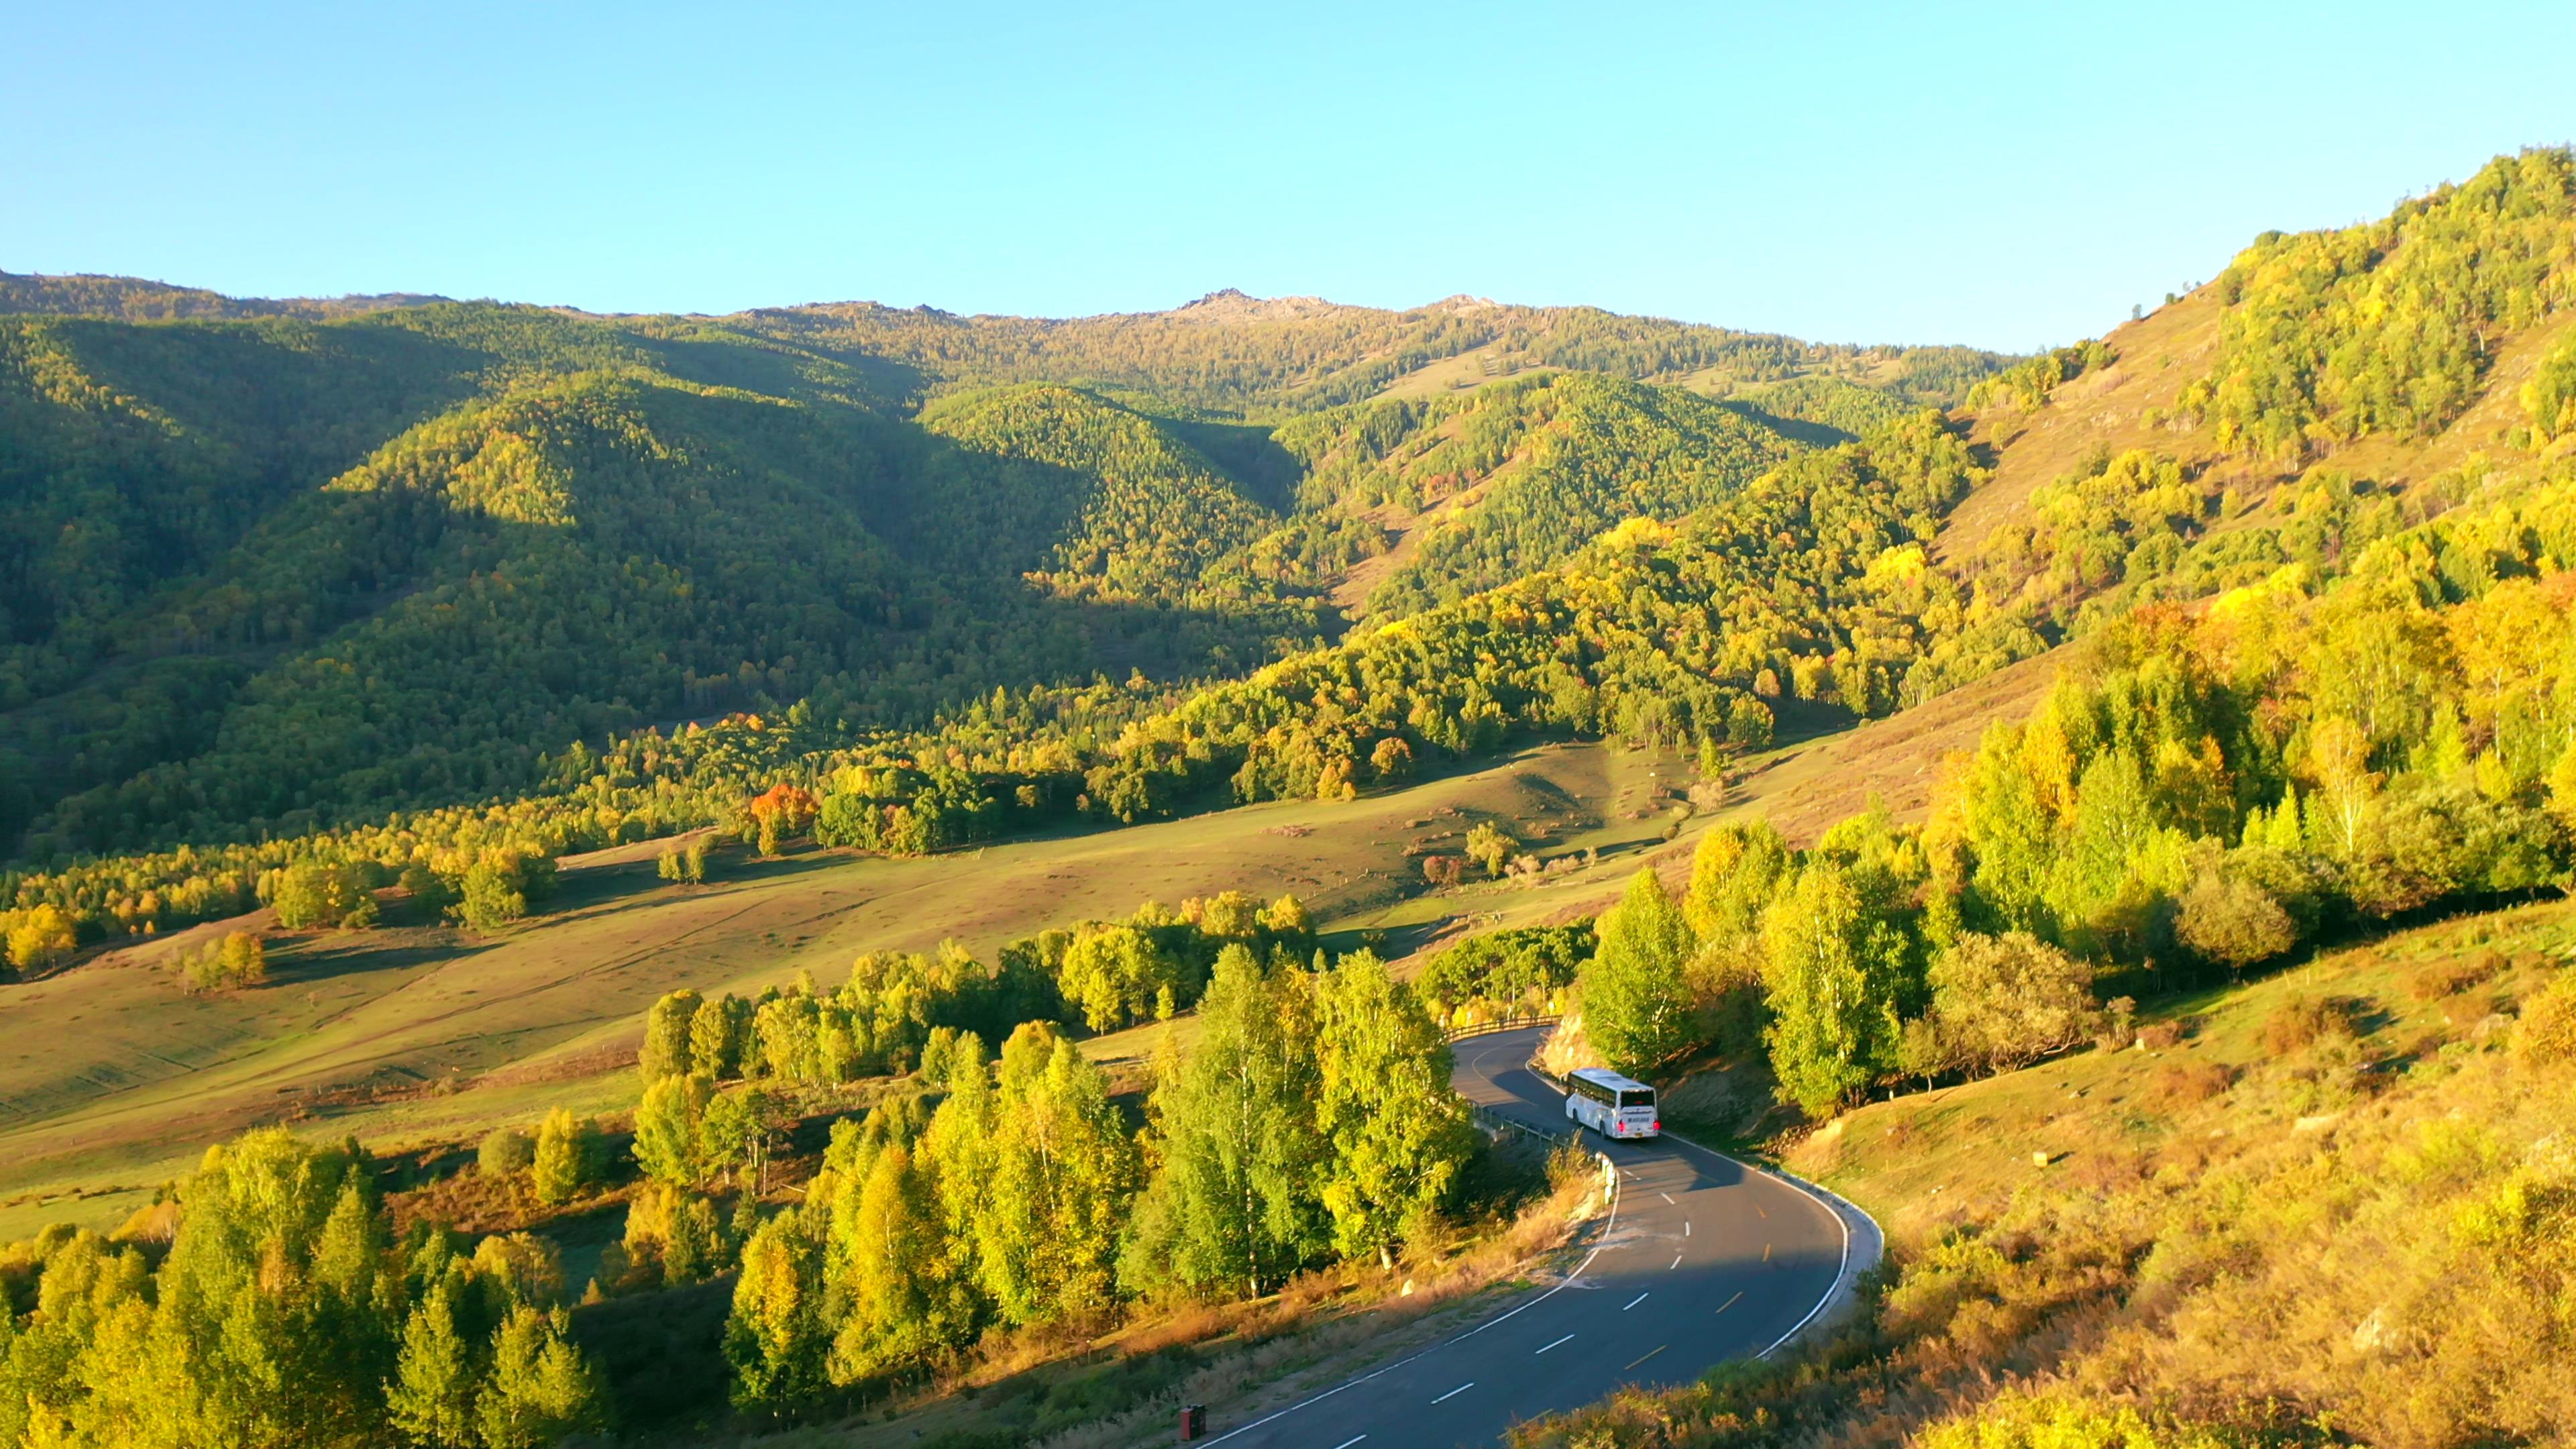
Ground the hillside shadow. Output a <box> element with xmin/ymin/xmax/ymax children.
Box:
<box><xmin>1715</xmin><ymin>398</ymin><xmax>1858</xmax><ymax>449</ymax></box>
<box><xmin>58</xmin><ymin>315</ymin><xmax>495</xmax><ymax>486</ymax></box>
<box><xmin>1155</xmin><ymin>415</ymin><xmax>1306</xmax><ymax>513</ymax></box>
<box><xmin>264</xmin><ymin>933</ymin><xmax>491</xmax><ymax>987</ymax></box>
<box><xmin>15</xmin><ymin>378</ymin><xmax>1344</xmax><ymax>861</ymax></box>
<box><xmin>640</xmin><ymin>328</ymin><xmax>925</xmax><ymax>410</ymax></box>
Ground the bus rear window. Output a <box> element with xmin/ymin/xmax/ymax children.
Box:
<box><xmin>1618</xmin><ymin>1089</ymin><xmax>1655</xmax><ymax>1109</ymax></box>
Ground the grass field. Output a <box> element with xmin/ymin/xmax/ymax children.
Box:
<box><xmin>1786</xmin><ymin>894</ymin><xmax>2576</xmax><ymax>1246</ymax></box>
<box><xmin>0</xmin><ymin>737</ymin><xmax>1695</xmax><ymax>1236</ymax></box>
<box><xmin>0</xmin><ymin>602</ymin><xmax>2078</xmax><ymax>1242</ymax></box>
<box><xmin>0</xmin><ymin>606</ymin><xmax>2087</xmax><ymax>1245</ymax></box>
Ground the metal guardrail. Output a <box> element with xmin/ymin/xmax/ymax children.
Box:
<box><xmin>1466</xmin><ymin>1099</ymin><xmax>1572</xmax><ymax>1146</ymax></box>
<box><xmin>1444</xmin><ymin>1015</ymin><xmax>1574</xmax><ymax>1145</ymax></box>
<box><xmin>1442</xmin><ymin>1013</ymin><xmax>1560</xmax><ymax>1043</ymax></box>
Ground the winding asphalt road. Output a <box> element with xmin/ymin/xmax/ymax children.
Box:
<box><xmin>1201</xmin><ymin>1026</ymin><xmax>1849</xmax><ymax>1448</ymax></box>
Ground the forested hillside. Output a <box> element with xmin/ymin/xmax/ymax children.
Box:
<box><xmin>734</xmin><ymin>288</ymin><xmax>2009</xmax><ymax>415</ymax></box>
<box><xmin>1497</xmin><ymin>144</ymin><xmax>2576</xmax><ymax>1449</ymax></box>
<box><xmin>9</xmin><ymin>150</ymin><xmax>2575</xmax><ymax>977</ymax></box>
<box><xmin>1274</xmin><ymin>372</ymin><xmax>1807</xmax><ymax>621</ymax></box>
<box><xmin>0</xmin><ymin>274</ymin><xmax>1996</xmax><ymax>866</ymax></box>
<box><xmin>0</xmin><ymin>269</ymin><xmax>444</xmax><ymax>321</ymax></box>
<box><xmin>0</xmin><ymin>307</ymin><xmax>1340</xmax><ymax>856</ymax></box>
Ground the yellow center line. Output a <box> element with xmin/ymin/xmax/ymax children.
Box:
<box><xmin>1623</xmin><ymin>1344</ymin><xmax>1667</xmax><ymax>1371</ymax></box>
<box><xmin>1762</xmin><ymin>1242</ymin><xmax>1772</xmax><ymax>1261</ymax></box>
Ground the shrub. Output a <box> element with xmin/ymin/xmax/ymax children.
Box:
<box><xmin>2176</xmin><ymin>866</ymin><xmax>2297</xmax><ymax>971</ymax></box>
<box><xmin>2261</xmin><ymin>996</ymin><xmax>2353</xmax><ymax>1055</ymax></box>
<box><xmin>480</xmin><ymin>1126</ymin><xmax>536</xmax><ymax>1178</ymax></box>
<box><xmin>2409</xmin><ymin>951</ymin><xmax>2504</xmax><ymax>1002</ymax></box>
<box><xmin>2092</xmin><ymin>996</ymin><xmax>2139</xmax><ymax>1052</ymax></box>
<box><xmin>2512</xmin><ymin>973</ymin><xmax>2576</xmax><ymax>1068</ymax></box>
<box><xmin>1917</xmin><ymin>1390</ymin><xmax>2226</xmax><ymax>1449</ymax></box>
<box><xmin>1924</xmin><ymin>932</ymin><xmax>2102</xmax><ymax>1076</ymax></box>
<box><xmin>2154</xmin><ymin>1060</ymin><xmax>2236</xmax><ymax>1104</ymax></box>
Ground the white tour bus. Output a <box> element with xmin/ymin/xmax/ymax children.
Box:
<box><xmin>1563</xmin><ymin>1067</ymin><xmax>1660</xmax><ymax>1140</ymax></box>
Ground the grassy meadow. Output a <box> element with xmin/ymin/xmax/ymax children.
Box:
<box><xmin>0</xmin><ymin>737</ymin><xmax>1701</xmax><ymax>1238</ymax></box>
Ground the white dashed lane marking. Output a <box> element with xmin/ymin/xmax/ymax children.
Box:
<box><xmin>1622</xmin><ymin>1292</ymin><xmax>1649</xmax><ymax>1311</ymax></box>
<box><xmin>1430</xmin><ymin>1382</ymin><xmax>1474</xmax><ymax>1405</ymax></box>
<box><xmin>1535</xmin><ymin>1334</ymin><xmax>1574</xmax><ymax>1355</ymax></box>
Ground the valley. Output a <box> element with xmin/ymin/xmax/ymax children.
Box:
<box><xmin>0</xmin><ymin>142</ymin><xmax>2571</xmax><ymax>1449</ymax></box>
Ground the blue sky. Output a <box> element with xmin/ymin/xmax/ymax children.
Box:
<box><xmin>6</xmin><ymin>1</ymin><xmax>2568</xmax><ymax>350</ymax></box>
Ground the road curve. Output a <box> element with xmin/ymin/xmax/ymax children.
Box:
<box><xmin>1201</xmin><ymin>1026</ymin><xmax>1849</xmax><ymax>1448</ymax></box>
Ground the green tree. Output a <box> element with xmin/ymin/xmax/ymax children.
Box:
<box><xmin>702</xmin><ymin>1087</ymin><xmax>777</xmax><ymax>1192</ymax></box>
<box><xmin>726</xmin><ymin>1215</ymin><xmax>829</xmax><ymax>1412</ymax></box>
<box><xmin>1762</xmin><ymin>861</ymin><xmax>1917</xmax><ymax>1116</ymax></box>
<box><xmin>975</xmin><ymin>1024</ymin><xmax>1140</xmax><ymax>1326</ymax></box>
<box><xmin>457</xmin><ymin>858</ymin><xmax>531</xmax><ymax>932</ymax></box>
<box><xmin>476</xmin><ymin>1306</ymin><xmax>603</xmax><ymax>1449</ymax></box>
<box><xmin>1122</xmin><ymin>947</ymin><xmax>1326</xmax><ymax>1297</ymax></box>
<box><xmin>640</xmin><ymin>989</ymin><xmax>703</xmax><ymax>1082</ymax></box>
<box><xmin>1055</xmin><ymin>924</ymin><xmax>1189</xmax><ymax>1032</ymax></box>
<box><xmin>634</xmin><ymin>1074</ymin><xmax>714</xmax><ymax>1185</ymax></box>
<box><xmin>620</xmin><ymin>1181</ymin><xmax>730</xmax><ymax>1289</ymax></box>
<box><xmin>690</xmin><ymin>995</ymin><xmax>743</xmax><ymax>1079</ymax></box>
<box><xmin>1312</xmin><ymin>952</ymin><xmax>1476</xmax><ymax>1268</ymax></box>
<box><xmin>1683</xmin><ymin>822</ymin><xmax>1792</xmax><ymax>945</ymax></box>
<box><xmin>918</xmin><ymin>1034</ymin><xmax>996</xmax><ymax>1342</ymax></box>
<box><xmin>1957</xmin><ymin>723</ymin><xmax>2059</xmax><ymax>934</ymax></box>
<box><xmin>1464</xmin><ymin>820</ymin><xmax>1519</xmax><ymax>877</ymax></box>
<box><xmin>531</xmin><ymin>1109</ymin><xmax>599</xmax><ymax>1206</ymax></box>
<box><xmin>386</xmin><ymin>1281</ymin><xmax>477</xmax><ymax>1448</ymax></box>
<box><xmin>270</xmin><ymin>861</ymin><xmax>364</xmax><ymax>930</ymax></box>
<box><xmin>826</xmin><ymin>1144</ymin><xmax>948</xmax><ymax>1382</ymax></box>
<box><xmin>1580</xmin><ymin>869</ymin><xmax>1698</xmax><ymax>1073</ymax></box>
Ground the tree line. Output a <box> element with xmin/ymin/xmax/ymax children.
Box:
<box><xmin>716</xmin><ymin>946</ymin><xmax>1472</xmax><ymax>1412</ymax></box>
<box><xmin>0</xmin><ymin>1131</ymin><xmax>603</xmax><ymax>1447</ymax></box>
<box><xmin>1568</xmin><ymin>461</ymin><xmax>2576</xmax><ymax>1111</ymax></box>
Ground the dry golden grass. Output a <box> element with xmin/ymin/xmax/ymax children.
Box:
<box><xmin>1512</xmin><ymin>898</ymin><xmax>2576</xmax><ymax>1448</ymax></box>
